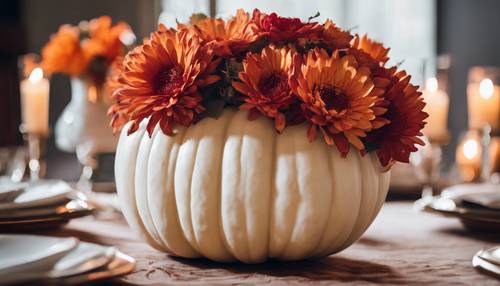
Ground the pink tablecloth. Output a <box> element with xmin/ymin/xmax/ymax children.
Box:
<box><xmin>44</xmin><ymin>202</ymin><xmax>500</xmax><ymax>285</ymax></box>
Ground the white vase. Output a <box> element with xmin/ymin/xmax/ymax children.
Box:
<box><xmin>55</xmin><ymin>78</ymin><xmax>87</xmax><ymax>153</ymax></box>
<box><xmin>115</xmin><ymin>109</ymin><xmax>390</xmax><ymax>263</ymax></box>
<box><xmin>55</xmin><ymin>78</ymin><xmax>118</xmax><ymax>188</ymax></box>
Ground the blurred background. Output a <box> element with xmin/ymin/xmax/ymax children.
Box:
<box><xmin>0</xmin><ymin>0</ymin><xmax>499</xmax><ymax>191</ymax></box>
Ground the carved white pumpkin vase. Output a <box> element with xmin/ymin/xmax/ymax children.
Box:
<box><xmin>115</xmin><ymin>109</ymin><xmax>390</xmax><ymax>263</ymax></box>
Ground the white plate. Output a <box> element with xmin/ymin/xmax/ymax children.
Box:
<box><xmin>54</xmin><ymin>250</ymin><xmax>135</xmax><ymax>285</ymax></box>
<box><xmin>0</xmin><ymin>195</ymin><xmax>91</xmax><ymax>220</ymax></box>
<box><xmin>0</xmin><ymin>240</ymin><xmax>121</xmax><ymax>285</ymax></box>
<box><xmin>49</xmin><ymin>243</ymin><xmax>116</xmax><ymax>278</ymax></box>
<box><xmin>0</xmin><ymin>235</ymin><xmax>79</xmax><ymax>283</ymax></box>
<box><xmin>0</xmin><ymin>180</ymin><xmax>73</xmax><ymax>210</ymax></box>
<box><xmin>0</xmin><ymin>181</ymin><xmax>28</xmax><ymax>202</ymax></box>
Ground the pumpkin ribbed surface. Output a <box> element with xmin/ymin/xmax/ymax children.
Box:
<box><xmin>115</xmin><ymin>109</ymin><xmax>390</xmax><ymax>263</ymax></box>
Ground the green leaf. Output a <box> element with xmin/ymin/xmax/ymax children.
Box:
<box><xmin>201</xmin><ymin>98</ymin><xmax>226</xmax><ymax>119</ymax></box>
<box><xmin>189</xmin><ymin>13</ymin><xmax>209</xmax><ymax>26</ymax></box>
<box><xmin>308</xmin><ymin>12</ymin><xmax>320</xmax><ymax>22</ymax></box>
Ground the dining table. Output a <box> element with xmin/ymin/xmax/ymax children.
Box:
<box><xmin>40</xmin><ymin>201</ymin><xmax>500</xmax><ymax>285</ymax></box>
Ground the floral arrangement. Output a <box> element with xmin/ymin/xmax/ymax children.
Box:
<box><xmin>109</xmin><ymin>10</ymin><xmax>428</xmax><ymax>167</ymax></box>
<box><xmin>41</xmin><ymin>16</ymin><xmax>133</xmax><ymax>85</ymax></box>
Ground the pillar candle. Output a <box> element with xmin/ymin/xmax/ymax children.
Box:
<box><xmin>467</xmin><ymin>78</ymin><xmax>500</xmax><ymax>133</ymax></box>
<box><xmin>20</xmin><ymin>67</ymin><xmax>50</xmax><ymax>135</ymax></box>
<box><xmin>422</xmin><ymin>77</ymin><xmax>449</xmax><ymax>142</ymax></box>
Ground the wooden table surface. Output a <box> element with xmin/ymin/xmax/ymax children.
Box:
<box><xmin>44</xmin><ymin>202</ymin><xmax>500</xmax><ymax>285</ymax></box>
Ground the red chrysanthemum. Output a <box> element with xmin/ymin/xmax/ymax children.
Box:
<box><xmin>232</xmin><ymin>45</ymin><xmax>297</xmax><ymax>132</ymax></box>
<box><xmin>110</xmin><ymin>25</ymin><xmax>220</xmax><ymax>136</ymax></box>
<box><xmin>251</xmin><ymin>9</ymin><xmax>323</xmax><ymax>43</ymax></box>
<box><xmin>366</xmin><ymin>69</ymin><xmax>428</xmax><ymax>166</ymax></box>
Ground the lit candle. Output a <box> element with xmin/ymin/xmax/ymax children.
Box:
<box><xmin>456</xmin><ymin>131</ymin><xmax>482</xmax><ymax>182</ymax></box>
<box><xmin>467</xmin><ymin>77</ymin><xmax>500</xmax><ymax>133</ymax></box>
<box><xmin>422</xmin><ymin>77</ymin><xmax>449</xmax><ymax>142</ymax></box>
<box><xmin>20</xmin><ymin>67</ymin><xmax>50</xmax><ymax>135</ymax></box>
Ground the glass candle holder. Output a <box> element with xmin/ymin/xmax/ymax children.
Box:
<box><xmin>467</xmin><ymin>67</ymin><xmax>500</xmax><ymax>181</ymax></box>
<box><xmin>410</xmin><ymin>136</ymin><xmax>442</xmax><ymax>199</ymax></box>
<box><xmin>456</xmin><ymin>130</ymin><xmax>482</xmax><ymax>182</ymax></box>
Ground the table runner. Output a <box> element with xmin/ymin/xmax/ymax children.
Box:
<box><xmin>43</xmin><ymin>202</ymin><xmax>500</xmax><ymax>285</ymax></box>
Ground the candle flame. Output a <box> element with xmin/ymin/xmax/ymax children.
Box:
<box><xmin>426</xmin><ymin>77</ymin><xmax>438</xmax><ymax>93</ymax></box>
<box><xmin>479</xmin><ymin>78</ymin><xmax>494</xmax><ymax>99</ymax></box>
<box><xmin>463</xmin><ymin>139</ymin><xmax>479</xmax><ymax>160</ymax></box>
<box><xmin>28</xmin><ymin>67</ymin><xmax>44</xmax><ymax>84</ymax></box>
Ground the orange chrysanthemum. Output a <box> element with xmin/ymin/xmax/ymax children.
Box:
<box><xmin>232</xmin><ymin>45</ymin><xmax>296</xmax><ymax>132</ymax></box>
<box><xmin>366</xmin><ymin>69</ymin><xmax>428</xmax><ymax>166</ymax></box>
<box><xmin>290</xmin><ymin>49</ymin><xmax>378</xmax><ymax>154</ymax></box>
<box><xmin>83</xmin><ymin>16</ymin><xmax>131</xmax><ymax>64</ymax></box>
<box><xmin>251</xmin><ymin>9</ymin><xmax>322</xmax><ymax>43</ymax></box>
<box><xmin>111</xmin><ymin>25</ymin><xmax>220</xmax><ymax>136</ymax></box>
<box><xmin>349</xmin><ymin>34</ymin><xmax>390</xmax><ymax>70</ymax></box>
<box><xmin>181</xmin><ymin>9</ymin><xmax>259</xmax><ymax>57</ymax></box>
<box><xmin>322</xmin><ymin>19</ymin><xmax>353</xmax><ymax>49</ymax></box>
<box><xmin>106</xmin><ymin>56</ymin><xmax>130</xmax><ymax>133</ymax></box>
<box><xmin>41</xmin><ymin>25</ymin><xmax>86</xmax><ymax>76</ymax></box>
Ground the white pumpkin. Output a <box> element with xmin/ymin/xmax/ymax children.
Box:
<box><xmin>115</xmin><ymin>109</ymin><xmax>390</xmax><ymax>263</ymax></box>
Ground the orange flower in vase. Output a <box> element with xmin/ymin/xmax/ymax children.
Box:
<box><xmin>41</xmin><ymin>25</ymin><xmax>87</xmax><ymax>76</ymax></box>
<box><xmin>182</xmin><ymin>9</ymin><xmax>260</xmax><ymax>57</ymax></box>
<box><xmin>290</xmin><ymin>49</ymin><xmax>378</xmax><ymax>155</ymax></box>
<box><xmin>112</xmin><ymin>25</ymin><xmax>220</xmax><ymax>136</ymax></box>
<box><xmin>41</xmin><ymin>16</ymin><xmax>133</xmax><ymax>84</ymax></box>
<box><xmin>232</xmin><ymin>45</ymin><xmax>297</xmax><ymax>132</ymax></box>
<box><xmin>84</xmin><ymin>16</ymin><xmax>131</xmax><ymax>63</ymax></box>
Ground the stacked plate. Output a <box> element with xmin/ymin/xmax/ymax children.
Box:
<box><xmin>416</xmin><ymin>183</ymin><xmax>500</xmax><ymax>232</ymax></box>
<box><xmin>0</xmin><ymin>234</ymin><xmax>135</xmax><ymax>285</ymax></box>
<box><xmin>0</xmin><ymin>180</ymin><xmax>95</xmax><ymax>231</ymax></box>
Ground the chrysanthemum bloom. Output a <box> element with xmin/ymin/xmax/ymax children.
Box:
<box><xmin>83</xmin><ymin>16</ymin><xmax>131</xmax><ymax>64</ymax></box>
<box><xmin>111</xmin><ymin>25</ymin><xmax>220</xmax><ymax>136</ymax></box>
<box><xmin>106</xmin><ymin>56</ymin><xmax>130</xmax><ymax>133</ymax></box>
<box><xmin>322</xmin><ymin>19</ymin><xmax>353</xmax><ymax>49</ymax></box>
<box><xmin>181</xmin><ymin>9</ymin><xmax>259</xmax><ymax>57</ymax></box>
<box><xmin>366</xmin><ymin>70</ymin><xmax>428</xmax><ymax>166</ymax></box>
<box><xmin>251</xmin><ymin>9</ymin><xmax>322</xmax><ymax>43</ymax></box>
<box><xmin>290</xmin><ymin>49</ymin><xmax>378</xmax><ymax>155</ymax></box>
<box><xmin>349</xmin><ymin>35</ymin><xmax>390</xmax><ymax>70</ymax></box>
<box><xmin>232</xmin><ymin>45</ymin><xmax>296</xmax><ymax>132</ymax></box>
<box><xmin>41</xmin><ymin>25</ymin><xmax>86</xmax><ymax>76</ymax></box>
